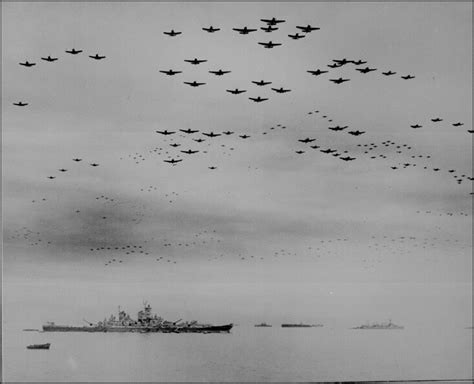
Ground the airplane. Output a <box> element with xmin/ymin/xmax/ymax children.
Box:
<box><xmin>295</xmin><ymin>151</ymin><xmax>305</xmax><ymax>154</ymax></box>
<box><xmin>271</xmin><ymin>87</ymin><xmax>291</xmax><ymax>93</ymax></box>
<box><xmin>431</xmin><ymin>118</ymin><xmax>443</xmax><ymax>122</ymax></box>
<box><xmin>298</xmin><ymin>138</ymin><xmax>316</xmax><ymax>143</ymax></box>
<box><xmin>163</xmin><ymin>30</ymin><xmax>182</xmax><ymax>36</ymax></box>
<box><xmin>329</xmin><ymin>78</ymin><xmax>350</xmax><ymax>84</ymax></box>
<box><xmin>240</xmin><ymin>134</ymin><xmax>250</xmax><ymax>139</ymax></box>
<box><xmin>249</xmin><ymin>96</ymin><xmax>268</xmax><ymax>102</ymax></box>
<box><xmin>333</xmin><ymin>58</ymin><xmax>351</xmax><ymax>65</ymax></box>
<box><xmin>351</xmin><ymin>60</ymin><xmax>367</xmax><ymax>65</ymax></box>
<box><xmin>258</xmin><ymin>41</ymin><xmax>282</xmax><ymax>48</ymax></box>
<box><xmin>382</xmin><ymin>70</ymin><xmax>396</xmax><ymax>76</ymax></box>
<box><xmin>47</xmin><ymin>176</ymin><xmax>56</xmax><ymax>179</ymax></box>
<box><xmin>321</xmin><ymin>149</ymin><xmax>336</xmax><ymax>153</ymax></box>
<box><xmin>252</xmin><ymin>80</ymin><xmax>272</xmax><ymax>86</ymax></box>
<box><xmin>288</xmin><ymin>33</ymin><xmax>305</xmax><ymax>40</ymax></box>
<box><xmin>328</xmin><ymin>126</ymin><xmax>348</xmax><ymax>131</ymax></box>
<box><xmin>41</xmin><ymin>56</ymin><xmax>58</xmax><ymax>62</ymax></box>
<box><xmin>202</xmin><ymin>26</ymin><xmax>220</xmax><ymax>33</ymax></box>
<box><xmin>433</xmin><ymin>168</ymin><xmax>440</xmax><ymax>171</ymax></box>
<box><xmin>261</xmin><ymin>26</ymin><xmax>278</xmax><ymax>33</ymax></box>
<box><xmin>340</xmin><ymin>156</ymin><xmax>356</xmax><ymax>161</ymax></box>
<box><xmin>356</xmin><ymin>67</ymin><xmax>377</xmax><ymax>73</ymax></box>
<box><xmin>58</xmin><ymin>169</ymin><xmax>68</xmax><ymax>172</ymax></box>
<box><xmin>89</xmin><ymin>54</ymin><xmax>106</xmax><ymax>60</ymax></box>
<box><xmin>65</xmin><ymin>48</ymin><xmax>82</xmax><ymax>54</ymax></box>
<box><xmin>72</xmin><ymin>158</ymin><xmax>82</xmax><ymax>162</ymax></box>
<box><xmin>233</xmin><ymin>26</ymin><xmax>258</xmax><ymax>35</ymax></box>
<box><xmin>222</xmin><ymin>131</ymin><xmax>234</xmax><ymax>135</ymax></box>
<box><xmin>348</xmin><ymin>130</ymin><xmax>365</xmax><ymax>136</ymax></box>
<box><xmin>296</xmin><ymin>25</ymin><xmax>320</xmax><ymax>33</ymax></box>
<box><xmin>170</xmin><ymin>143</ymin><xmax>181</xmax><ymax>147</ymax></box>
<box><xmin>452</xmin><ymin>122</ymin><xmax>464</xmax><ymax>126</ymax></box>
<box><xmin>193</xmin><ymin>138</ymin><xmax>205</xmax><ymax>142</ymax></box>
<box><xmin>310</xmin><ymin>145</ymin><xmax>320</xmax><ymax>149</ymax></box>
<box><xmin>181</xmin><ymin>149</ymin><xmax>199</xmax><ymax>154</ymax></box>
<box><xmin>184</xmin><ymin>58</ymin><xmax>207</xmax><ymax>65</ymax></box>
<box><xmin>13</xmin><ymin>101</ymin><xmax>28</xmax><ymax>106</ymax></box>
<box><xmin>202</xmin><ymin>132</ymin><xmax>221</xmax><ymax>137</ymax></box>
<box><xmin>19</xmin><ymin>61</ymin><xmax>36</xmax><ymax>67</ymax></box>
<box><xmin>184</xmin><ymin>81</ymin><xmax>206</xmax><ymax>87</ymax></box>
<box><xmin>156</xmin><ymin>130</ymin><xmax>176</xmax><ymax>135</ymax></box>
<box><xmin>226</xmin><ymin>88</ymin><xmax>247</xmax><ymax>94</ymax></box>
<box><xmin>401</xmin><ymin>75</ymin><xmax>415</xmax><ymax>80</ymax></box>
<box><xmin>307</xmin><ymin>69</ymin><xmax>328</xmax><ymax>76</ymax></box>
<box><xmin>180</xmin><ymin>128</ymin><xmax>199</xmax><ymax>134</ymax></box>
<box><xmin>468</xmin><ymin>130</ymin><xmax>473</xmax><ymax>133</ymax></box>
<box><xmin>410</xmin><ymin>124</ymin><xmax>422</xmax><ymax>129</ymax></box>
<box><xmin>208</xmin><ymin>166</ymin><xmax>217</xmax><ymax>170</ymax></box>
<box><xmin>160</xmin><ymin>69</ymin><xmax>182</xmax><ymax>76</ymax></box>
<box><xmin>391</xmin><ymin>166</ymin><xmax>398</xmax><ymax>170</ymax></box>
<box><xmin>164</xmin><ymin>158</ymin><xmax>183</xmax><ymax>164</ymax></box>
<box><xmin>260</xmin><ymin>17</ymin><xmax>286</xmax><ymax>25</ymax></box>
<box><xmin>90</xmin><ymin>163</ymin><xmax>99</xmax><ymax>167</ymax></box>
<box><xmin>209</xmin><ymin>69</ymin><xmax>231</xmax><ymax>76</ymax></box>
<box><xmin>327</xmin><ymin>63</ymin><xmax>342</xmax><ymax>68</ymax></box>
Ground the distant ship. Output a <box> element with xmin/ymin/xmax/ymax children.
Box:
<box><xmin>352</xmin><ymin>320</ymin><xmax>404</xmax><ymax>330</ymax></box>
<box><xmin>281</xmin><ymin>323</ymin><xmax>323</xmax><ymax>328</ymax></box>
<box><xmin>27</xmin><ymin>343</ymin><xmax>50</xmax><ymax>350</ymax></box>
<box><xmin>42</xmin><ymin>301</ymin><xmax>233</xmax><ymax>333</ymax></box>
<box><xmin>254</xmin><ymin>322</ymin><xmax>272</xmax><ymax>327</ymax></box>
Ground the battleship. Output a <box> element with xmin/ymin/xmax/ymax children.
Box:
<box><xmin>254</xmin><ymin>322</ymin><xmax>272</xmax><ymax>327</ymax></box>
<box><xmin>42</xmin><ymin>302</ymin><xmax>233</xmax><ymax>333</ymax></box>
<box><xmin>351</xmin><ymin>320</ymin><xmax>404</xmax><ymax>330</ymax></box>
<box><xmin>281</xmin><ymin>323</ymin><xmax>323</xmax><ymax>328</ymax></box>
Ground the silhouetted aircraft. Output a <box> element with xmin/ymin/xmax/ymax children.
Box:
<box><xmin>258</xmin><ymin>41</ymin><xmax>282</xmax><ymax>48</ymax></box>
<box><xmin>184</xmin><ymin>58</ymin><xmax>207</xmax><ymax>65</ymax></box>
<box><xmin>180</xmin><ymin>128</ymin><xmax>199</xmax><ymax>134</ymax></box>
<box><xmin>90</xmin><ymin>163</ymin><xmax>99</xmax><ymax>167</ymax></box>
<box><xmin>452</xmin><ymin>122</ymin><xmax>464</xmax><ymax>126</ymax></box>
<box><xmin>202</xmin><ymin>26</ymin><xmax>220</xmax><ymax>33</ymax></box>
<box><xmin>382</xmin><ymin>70</ymin><xmax>396</xmax><ymax>76</ymax></box>
<box><xmin>330</xmin><ymin>78</ymin><xmax>350</xmax><ymax>84</ymax></box>
<box><xmin>298</xmin><ymin>138</ymin><xmax>315</xmax><ymax>143</ymax></box>
<box><xmin>202</xmin><ymin>132</ymin><xmax>221</xmax><ymax>137</ymax></box>
<box><xmin>156</xmin><ymin>130</ymin><xmax>175</xmax><ymax>135</ymax></box>
<box><xmin>13</xmin><ymin>101</ymin><xmax>28</xmax><ymax>106</ymax></box>
<box><xmin>296</xmin><ymin>25</ymin><xmax>320</xmax><ymax>32</ymax></box>
<box><xmin>89</xmin><ymin>54</ymin><xmax>106</xmax><ymax>60</ymax></box>
<box><xmin>41</xmin><ymin>56</ymin><xmax>58</xmax><ymax>62</ymax></box>
<box><xmin>321</xmin><ymin>149</ymin><xmax>336</xmax><ymax>153</ymax></box>
<box><xmin>288</xmin><ymin>33</ymin><xmax>305</xmax><ymax>40</ymax></box>
<box><xmin>356</xmin><ymin>67</ymin><xmax>376</xmax><ymax>73</ymax></box>
<box><xmin>327</xmin><ymin>63</ymin><xmax>342</xmax><ymax>68</ymax></box>
<box><xmin>348</xmin><ymin>130</ymin><xmax>365</xmax><ymax>136</ymax></box>
<box><xmin>310</xmin><ymin>145</ymin><xmax>320</xmax><ymax>149</ymax></box>
<box><xmin>193</xmin><ymin>138</ymin><xmax>205</xmax><ymax>142</ymax></box>
<box><xmin>252</xmin><ymin>80</ymin><xmax>272</xmax><ymax>86</ymax></box>
<box><xmin>340</xmin><ymin>156</ymin><xmax>356</xmax><ymax>161</ymax></box>
<box><xmin>328</xmin><ymin>126</ymin><xmax>348</xmax><ymax>131</ymax></box>
<box><xmin>160</xmin><ymin>69</ymin><xmax>182</xmax><ymax>76</ymax></box>
<box><xmin>226</xmin><ymin>88</ymin><xmax>246</xmax><ymax>94</ymax></box>
<box><xmin>65</xmin><ymin>48</ymin><xmax>82</xmax><ymax>54</ymax></box>
<box><xmin>271</xmin><ymin>87</ymin><xmax>291</xmax><ymax>93</ymax></box>
<box><xmin>209</xmin><ymin>69</ymin><xmax>231</xmax><ymax>76</ymax></box>
<box><xmin>47</xmin><ymin>176</ymin><xmax>56</xmax><ymax>179</ymax></box>
<box><xmin>295</xmin><ymin>151</ymin><xmax>305</xmax><ymax>154</ymax></box>
<box><xmin>433</xmin><ymin>168</ymin><xmax>440</xmax><ymax>171</ymax></box>
<box><xmin>164</xmin><ymin>158</ymin><xmax>183</xmax><ymax>164</ymax></box>
<box><xmin>240</xmin><ymin>134</ymin><xmax>250</xmax><ymax>139</ymax></box>
<box><xmin>468</xmin><ymin>130</ymin><xmax>473</xmax><ymax>133</ymax></box>
<box><xmin>181</xmin><ymin>150</ymin><xmax>199</xmax><ymax>154</ymax></box>
<box><xmin>249</xmin><ymin>96</ymin><xmax>268</xmax><ymax>102</ymax></box>
<box><xmin>19</xmin><ymin>61</ymin><xmax>36</xmax><ymax>67</ymax></box>
<box><xmin>164</xmin><ymin>30</ymin><xmax>181</xmax><ymax>36</ymax></box>
<box><xmin>233</xmin><ymin>27</ymin><xmax>257</xmax><ymax>35</ymax></box>
<box><xmin>351</xmin><ymin>60</ymin><xmax>367</xmax><ymax>65</ymax></box>
<box><xmin>431</xmin><ymin>118</ymin><xmax>442</xmax><ymax>122</ymax></box>
<box><xmin>208</xmin><ymin>166</ymin><xmax>217</xmax><ymax>170</ymax></box>
<box><xmin>333</xmin><ymin>58</ymin><xmax>351</xmax><ymax>65</ymax></box>
<box><xmin>307</xmin><ymin>69</ymin><xmax>328</xmax><ymax>76</ymax></box>
<box><xmin>391</xmin><ymin>166</ymin><xmax>398</xmax><ymax>170</ymax></box>
<box><xmin>261</xmin><ymin>26</ymin><xmax>278</xmax><ymax>32</ymax></box>
<box><xmin>170</xmin><ymin>143</ymin><xmax>181</xmax><ymax>147</ymax></box>
<box><xmin>184</xmin><ymin>81</ymin><xmax>206</xmax><ymax>87</ymax></box>
<box><xmin>261</xmin><ymin>17</ymin><xmax>285</xmax><ymax>25</ymax></box>
<box><xmin>223</xmin><ymin>131</ymin><xmax>234</xmax><ymax>135</ymax></box>
<box><xmin>410</xmin><ymin>124</ymin><xmax>422</xmax><ymax>129</ymax></box>
<box><xmin>72</xmin><ymin>158</ymin><xmax>82</xmax><ymax>162</ymax></box>
<box><xmin>59</xmin><ymin>169</ymin><xmax>68</xmax><ymax>172</ymax></box>
<box><xmin>401</xmin><ymin>75</ymin><xmax>415</xmax><ymax>80</ymax></box>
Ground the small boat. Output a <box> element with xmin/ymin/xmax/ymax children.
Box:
<box><xmin>27</xmin><ymin>343</ymin><xmax>51</xmax><ymax>350</ymax></box>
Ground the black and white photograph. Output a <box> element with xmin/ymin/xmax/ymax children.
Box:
<box><xmin>1</xmin><ymin>1</ymin><xmax>472</xmax><ymax>382</ymax></box>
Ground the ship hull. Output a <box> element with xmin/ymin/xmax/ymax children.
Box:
<box><xmin>42</xmin><ymin>324</ymin><xmax>233</xmax><ymax>333</ymax></box>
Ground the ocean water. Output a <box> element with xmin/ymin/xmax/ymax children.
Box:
<box><xmin>3</xmin><ymin>324</ymin><xmax>472</xmax><ymax>382</ymax></box>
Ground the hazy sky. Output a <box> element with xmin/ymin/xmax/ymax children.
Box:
<box><xmin>2</xmin><ymin>2</ymin><xmax>472</xmax><ymax>325</ymax></box>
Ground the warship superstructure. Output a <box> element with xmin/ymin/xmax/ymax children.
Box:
<box><xmin>281</xmin><ymin>323</ymin><xmax>323</xmax><ymax>328</ymax></box>
<box><xmin>254</xmin><ymin>322</ymin><xmax>272</xmax><ymax>327</ymax></box>
<box><xmin>42</xmin><ymin>302</ymin><xmax>233</xmax><ymax>333</ymax></box>
<box><xmin>351</xmin><ymin>320</ymin><xmax>404</xmax><ymax>330</ymax></box>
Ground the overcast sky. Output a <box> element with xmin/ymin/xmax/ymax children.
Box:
<box><xmin>2</xmin><ymin>2</ymin><xmax>472</xmax><ymax>324</ymax></box>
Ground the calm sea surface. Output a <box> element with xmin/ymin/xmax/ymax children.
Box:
<box><xmin>3</xmin><ymin>324</ymin><xmax>472</xmax><ymax>381</ymax></box>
